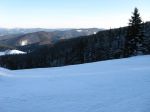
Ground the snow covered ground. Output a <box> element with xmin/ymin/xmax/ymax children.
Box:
<box><xmin>5</xmin><ymin>50</ymin><xmax>26</xmax><ymax>55</ymax></box>
<box><xmin>0</xmin><ymin>50</ymin><xmax>26</xmax><ymax>56</ymax></box>
<box><xmin>0</xmin><ymin>55</ymin><xmax>150</xmax><ymax>112</ymax></box>
<box><xmin>0</xmin><ymin>52</ymin><xmax>5</xmax><ymax>56</ymax></box>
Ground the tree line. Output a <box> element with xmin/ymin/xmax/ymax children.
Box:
<box><xmin>0</xmin><ymin>8</ymin><xmax>150</xmax><ymax>70</ymax></box>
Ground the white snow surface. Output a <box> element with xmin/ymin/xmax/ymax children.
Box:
<box><xmin>0</xmin><ymin>55</ymin><xmax>150</xmax><ymax>112</ymax></box>
<box><xmin>0</xmin><ymin>50</ymin><xmax>26</xmax><ymax>56</ymax></box>
<box><xmin>76</xmin><ymin>29</ymin><xmax>82</xmax><ymax>32</ymax></box>
<box><xmin>5</xmin><ymin>50</ymin><xmax>26</xmax><ymax>55</ymax></box>
<box><xmin>0</xmin><ymin>52</ymin><xmax>5</xmax><ymax>56</ymax></box>
<box><xmin>20</xmin><ymin>40</ymin><xmax>28</xmax><ymax>46</ymax></box>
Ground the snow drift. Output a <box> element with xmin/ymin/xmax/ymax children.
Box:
<box><xmin>0</xmin><ymin>55</ymin><xmax>150</xmax><ymax>112</ymax></box>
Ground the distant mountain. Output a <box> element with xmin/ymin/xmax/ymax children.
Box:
<box><xmin>0</xmin><ymin>28</ymin><xmax>101</xmax><ymax>48</ymax></box>
<box><xmin>1</xmin><ymin>22</ymin><xmax>150</xmax><ymax>70</ymax></box>
<box><xmin>0</xmin><ymin>28</ymin><xmax>73</xmax><ymax>36</ymax></box>
<box><xmin>0</xmin><ymin>44</ymin><xmax>16</xmax><ymax>51</ymax></box>
<box><xmin>0</xmin><ymin>28</ymin><xmax>102</xmax><ymax>36</ymax></box>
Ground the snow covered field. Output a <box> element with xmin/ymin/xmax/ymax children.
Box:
<box><xmin>0</xmin><ymin>55</ymin><xmax>150</xmax><ymax>112</ymax></box>
<box><xmin>0</xmin><ymin>50</ymin><xmax>26</xmax><ymax>56</ymax></box>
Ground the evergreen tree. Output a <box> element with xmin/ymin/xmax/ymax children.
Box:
<box><xmin>124</xmin><ymin>7</ymin><xmax>145</xmax><ymax>57</ymax></box>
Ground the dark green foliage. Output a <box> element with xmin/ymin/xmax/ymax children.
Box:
<box><xmin>124</xmin><ymin>8</ymin><xmax>145</xmax><ymax>57</ymax></box>
<box><xmin>0</xmin><ymin>28</ymin><xmax>126</xmax><ymax>70</ymax></box>
<box><xmin>0</xmin><ymin>22</ymin><xmax>150</xmax><ymax>70</ymax></box>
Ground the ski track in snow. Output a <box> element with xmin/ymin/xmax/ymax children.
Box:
<box><xmin>0</xmin><ymin>55</ymin><xmax>150</xmax><ymax>112</ymax></box>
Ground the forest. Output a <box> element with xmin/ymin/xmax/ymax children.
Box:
<box><xmin>0</xmin><ymin>8</ymin><xmax>150</xmax><ymax>70</ymax></box>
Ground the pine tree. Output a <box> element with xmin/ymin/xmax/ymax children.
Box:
<box><xmin>124</xmin><ymin>8</ymin><xmax>145</xmax><ymax>57</ymax></box>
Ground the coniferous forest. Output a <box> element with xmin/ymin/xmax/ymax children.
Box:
<box><xmin>0</xmin><ymin>8</ymin><xmax>150</xmax><ymax>70</ymax></box>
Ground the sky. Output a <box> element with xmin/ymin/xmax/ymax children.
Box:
<box><xmin>0</xmin><ymin>0</ymin><xmax>149</xmax><ymax>29</ymax></box>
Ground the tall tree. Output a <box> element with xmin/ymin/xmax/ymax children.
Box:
<box><xmin>124</xmin><ymin>7</ymin><xmax>145</xmax><ymax>57</ymax></box>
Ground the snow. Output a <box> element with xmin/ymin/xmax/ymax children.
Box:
<box><xmin>94</xmin><ymin>32</ymin><xmax>97</xmax><ymax>34</ymax></box>
<box><xmin>0</xmin><ymin>52</ymin><xmax>5</xmax><ymax>56</ymax></box>
<box><xmin>0</xmin><ymin>50</ymin><xmax>26</xmax><ymax>56</ymax></box>
<box><xmin>20</xmin><ymin>40</ymin><xmax>28</xmax><ymax>46</ymax></box>
<box><xmin>76</xmin><ymin>30</ymin><xmax>82</xmax><ymax>32</ymax></box>
<box><xmin>5</xmin><ymin>50</ymin><xmax>26</xmax><ymax>55</ymax></box>
<box><xmin>0</xmin><ymin>55</ymin><xmax>150</xmax><ymax>112</ymax></box>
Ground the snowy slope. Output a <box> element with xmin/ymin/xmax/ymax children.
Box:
<box><xmin>5</xmin><ymin>50</ymin><xmax>26</xmax><ymax>55</ymax></box>
<box><xmin>0</xmin><ymin>50</ymin><xmax>26</xmax><ymax>56</ymax></box>
<box><xmin>0</xmin><ymin>55</ymin><xmax>150</xmax><ymax>112</ymax></box>
<box><xmin>0</xmin><ymin>52</ymin><xmax>5</xmax><ymax>56</ymax></box>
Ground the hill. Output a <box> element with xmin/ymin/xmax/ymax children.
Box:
<box><xmin>0</xmin><ymin>28</ymin><xmax>100</xmax><ymax>48</ymax></box>
<box><xmin>0</xmin><ymin>22</ymin><xmax>150</xmax><ymax>69</ymax></box>
<box><xmin>0</xmin><ymin>28</ymin><xmax>73</xmax><ymax>36</ymax></box>
<box><xmin>0</xmin><ymin>55</ymin><xmax>150</xmax><ymax>112</ymax></box>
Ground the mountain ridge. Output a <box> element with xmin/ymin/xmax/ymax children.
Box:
<box><xmin>0</xmin><ymin>28</ymin><xmax>101</xmax><ymax>48</ymax></box>
<box><xmin>0</xmin><ymin>22</ymin><xmax>150</xmax><ymax>69</ymax></box>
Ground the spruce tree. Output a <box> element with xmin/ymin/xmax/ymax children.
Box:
<box><xmin>124</xmin><ymin>7</ymin><xmax>145</xmax><ymax>57</ymax></box>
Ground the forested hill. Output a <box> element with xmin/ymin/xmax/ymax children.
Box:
<box><xmin>0</xmin><ymin>22</ymin><xmax>150</xmax><ymax>70</ymax></box>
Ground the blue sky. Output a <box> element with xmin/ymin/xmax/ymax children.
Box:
<box><xmin>0</xmin><ymin>0</ymin><xmax>149</xmax><ymax>28</ymax></box>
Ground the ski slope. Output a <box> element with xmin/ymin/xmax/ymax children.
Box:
<box><xmin>0</xmin><ymin>55</ymin><xmax>150</xmax><ymax>112</ymax></box>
